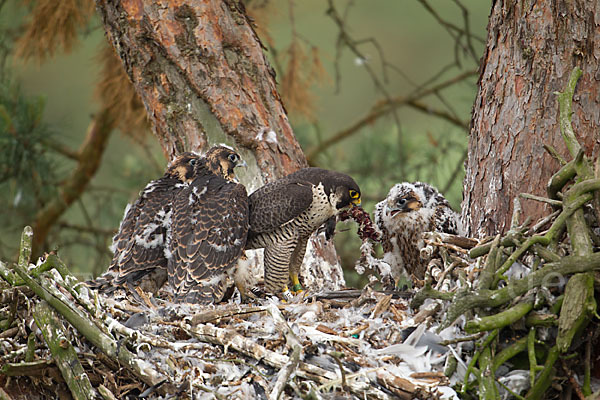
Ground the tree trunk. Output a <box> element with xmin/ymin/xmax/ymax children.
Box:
<box><xmin>95</xmin><ymin>0</ymin><xmax>345</xmax><ymax>289</ymax></box>
<box><xmin>463</xmin><ymin>0</ymin><xmax>600</xmax><ymax>237</ymax></box>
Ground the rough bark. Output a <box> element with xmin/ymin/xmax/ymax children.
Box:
<box><xmin>95</xmin><ymin>0</ymin><xmax>344</xmax><ymax>288</ymax></box>
<box><xmin>95</xmin><ymin>0</ymin><xmax>305</xmax><ymax>177</ymax></box>
<box><xmin>463</xmin><ymin>0</ymin><xmax>600</xmax><ymax>237</ymax></box>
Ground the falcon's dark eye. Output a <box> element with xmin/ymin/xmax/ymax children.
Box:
<box><xmin>189</xmin><ymin>159</ymin><xmax>197</xmax><ymax>166</ymax></box>
<box><xmin>398</xmin><ymin>198</ymin><xmax>407</xmax><ymax>206</ymax></box>
<box><xmin>349</xmin><ymin>189</ymin><xmax>359</xmax><ymax>199</ymax></box>
<box><xmin>228</xmin><ymin>153</ymin><xmax>239</xmax><ymax>163</ymax></box>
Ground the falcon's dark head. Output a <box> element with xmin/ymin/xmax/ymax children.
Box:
<box><xmin>331</xmin><ymin>175</ymin><xmax>362</xmax><ymax>209</ymax></box>
<box><xmin>204</xmin><ymin>146</ymin><xmax>246</xmax><ymax>182</ymax></box>
<box><xmin>289</xmin><ymin>168</ymin><xmax>362</xmax><ymax>209</ymax></box>
<box><xmin>167</xmin><ymin>152</ymin><xmax>202</xmax><ymax>183</ymax></box>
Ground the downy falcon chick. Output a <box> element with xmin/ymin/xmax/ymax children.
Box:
<box><xmin>88</xmin><ymin>146</ymin><xmax>246</xmax><ymax>301</ymax></box>
<box><xmin>245</xmin><ymin>167</ymin><xmax>361</xmax><ymax>296</ymax></box>
<box><xmin>374</xmin><ymin>181</ymin><xmax>462</xmax><ymax>283</ymax></box>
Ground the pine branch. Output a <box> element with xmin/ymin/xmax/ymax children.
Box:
<box><xmin>306</xmin><ymin>70</ymin><xmax>476</xmax><ymax>163</ymax></box>
<box><xmin>31</xmin><ymin>108</ymin><xmax>114</xmax><ymax>257</ymax></box>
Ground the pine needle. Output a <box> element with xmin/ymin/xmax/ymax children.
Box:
<box><xmin>95</xmin><ymin>44</ymin><xmax>149</xmax><ymax>141</ymax></box>
<box><xmin>15</xmin><ymin>0</ymin><xmax>94</xmax><ymax>63</ymax></box>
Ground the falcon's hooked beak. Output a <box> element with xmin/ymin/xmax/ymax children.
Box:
<box><xmin>230</xmin><ymin>159</ymin><xmax>247</xmax><ymax>183</ymax></box>
<box><xmin>235</xmin><ymin>159</ymin><xmax>248</xmax><ymax>168</ymax></box>
<box><xmin>387</xmin><ymin>197</ymin><xmax>421</xmax><ymax>217</ymax></box>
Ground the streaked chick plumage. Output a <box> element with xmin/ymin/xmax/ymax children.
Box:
<box><xmin>167</xmin><ymin>158</ymin><xmax>248</xmax><ymax>304</ymax></box>
<box><xmin>374</xmin><ymin>181</ymin><xmax>462</xmax><ymax>283</ymax></box>
<box><xmin>88</xmin><ymin>146</ymin><xmax>247</xmax><ymax>304</ymax></box>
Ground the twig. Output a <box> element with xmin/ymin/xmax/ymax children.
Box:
<box><xmin>438</xmin><ymin>251</ymin><xmax>600</xmax><ymax>329</ymax></box>
<box><xmin>438</xmin><ymin>332</ymin><xmax>484</xmax><ymax>346</ymax></box>
<box><xmin>0</xmin><ymin>261</ymin><xmax>24</xmax><ymax>286</ymax></box>
<box><xmin>527</xmin><ymin>328</ymin><xmax>538</xmax><ymax>388</ymax></box>
<box><xmin>464</xmin><ymin>300</ymin><xmax>534</xmax><ymax>334</ymax></box>
<box><xmin>24</xmin><ymin>332</ymin><xmax>35</xmax><ymax>362</ymax></box>
<box><xmin>556</xmin><ymin>67</ymin><xmax>583</xmax><ymax>158</ymax></box>
<box><xmin>11</xmin><ymin>227</ymin><xmax>174</xmax><ymax>393</ymax></box>
<box><xmin>584</xmin><ymin>336</ymin><xmax>592</xmax><ymax>396</ymax></box>
<box><xmin>0</xmin><ymin>360</ymin><xmax>59</xmax><ymax>379</ymax></box>
<box><xmin>405</xmin><ymin>99</ymin><xmax>468</xmax><ymax>128</ymax></box>
<box><xmin>56</xmin><ymin>223</ymin><xmax>115</xmax><ymax>237</ymax></box>
<box><xmin>40</xmin><ymin>138</ymin><xmax>79</xmax><ymax>161</ymax></box>
<box><xmin>556</xmin><ymin>273</ymin><xmax>595</xmax><ymax>353</ymax></box>
<box><xmin>529</xmin><ymin>210</ymin><xmax>561</xmax><ymax>235</ymax></box>
<box><xmin>476</xmin><ymin>234</ymin><xmax>500</xmax><ymax>290</ymax></box>
<box><xmin>547</xmin><ymin>158</ymin><xmax>577</xmax><ymax>200</ymax></box>
<box><xmin>561</xmin><ymin>360</ymin><xmax>586</xmax><ymax>400</ymax></box>
<box><xmin>312</xmin><ymin>289</ymin><xmax>411</xmax><ymax>301</ymax></box>
<box><xmin>519</xmin><ymin>193</ymin><xmax>562</xmax><ymax>207</ymax></box>
<box><xmin>478</xmin><ymin>346</ymin><xmax>498</xmax><ymax>399</ymax></box>
<box><xmin>461</xmin><ymin>330</ymin><xmax>497</xmax><ymax>393</ymax></box>
<box><xmin>524</xmin><ymin>346</ymin><xmax>559</xmax><ymax>400</ymax></box>
<box><xmin>443</xmin><ymin>148</ymin><xmax>469</xmax><ymax>195</ymax></box>
<box><xmin>183</xmin><ymin>322</ymin><xmax>337</xmax><ymax>384</ymax></box>
<box><xmin>469</xmin><ymin>235</ymin><xmax>520</xmax><ymax>259</ymax></box>
<box><xmin>34</xmin><ymin>300</ymin><xmax>97</xmax><ymax>400</ymax></box>
<box><xmin>492</xmin><ymin>336</ymin><xmax>527</xmax><ymax>373</ymax></box>
<box><xmin>326</xmin><ymin>0</ymin><xmax>404</xmax><ymax>149</ymax></box>
<box><xmin>268</xmin><ymin>303</ymin><xmax>302</xmax><ymax>400</ymax></box>
<box><xmin>191</xmin><ymin>305</ymin><xmax>272</xmax><ymax>325</ymax></box>
<box><xmin>423</xmin><ymin>231</ymin><xmax>478</xmax><ymax>250</ymax></box>
<box><xmin>416</xmin><ymin>0</ymin><xmax>483</xmax><ymax>64</ymax></box>
<box><xmin>543</xmin><ymin>144</ymin><xmax>567</xmax><ymax>165</ymax></box>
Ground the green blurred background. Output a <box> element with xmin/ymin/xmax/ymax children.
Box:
<box><xmin>0</xmin><ymin>0</ymin><xmax>490</xmax><ymax>286</ymax></box>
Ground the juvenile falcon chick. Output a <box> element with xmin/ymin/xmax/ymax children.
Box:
<box><xmin>88</xmin><ymin>146</ymin><xmax>245</xmax><ymax>300</ymax></box>
<box><xmin>374</xmin><ymin>181</ymin><xmax>462</xmax><ymax>283</ymax></box>
<box><xmin>246</xmin><ymin>167</ymin><xmax>361</xmax><ymax>296</ymax></box>
<box><xmin>167</xmin><ymin>154</ymin><xmax>249</xmax><ymax>304</ymax></box>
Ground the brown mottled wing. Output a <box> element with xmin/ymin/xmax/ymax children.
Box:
<box><xmin>168</xmin><ymin>175</ymin><xmax>249</xmax><ymax>304</ymax></box>
<box><xmin>88</xmin><ymin>177</ymin><xmax>177</xmax><ymax>293</ymax></box>
<box><xmin>248</xmin><ymin>178</ymin><xmax>313</xmax><ymax>234</ymax></box>
<box><xmin>434</xmin><ymin>205</ymin><xmax>460</xmax><ymax>235</ymax></box>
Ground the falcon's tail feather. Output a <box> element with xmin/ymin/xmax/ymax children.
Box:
<box><xmin>176</xmin><ymin>282</ymin><xmax>226</xmax><ymax>305</ymax></box>
<box><xmin>85</xmin><ymin>272</ymin><xmax>119</xmax><ymax>294</ymax></box>
<box><xmin>86</xmin><ymin>267</ymin><xmax>168</xmax><ymax>296</ymax></box>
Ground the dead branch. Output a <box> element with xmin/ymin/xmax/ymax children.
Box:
<box><xmin>31</xmin><ymin>108</ymin><xmax>114</xmax><ymax>258</ymax></box>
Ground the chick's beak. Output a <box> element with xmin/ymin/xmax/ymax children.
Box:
<box><xmin>385</xmin><ymin>200</ymin><xmax>403</xmax><ymax>217</ymax></box>
<box><xmin>236</xmin><ymin>159</ymin><xmax>248</xmax><ymax>168</ymax></box>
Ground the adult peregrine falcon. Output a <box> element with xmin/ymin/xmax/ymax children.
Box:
<box><xmin>88</xmin><ymin>146</ymin><xmax>246</xmax><ymax>301</ymax></box>
<box><xmin>374</xmin><ymin>181</ymin><xmax>462</xmax><ymax>283</ymax></box>
<box><xmin>246</xmin><ymin>167</ymin><xmax>361</xmax><ymax>296</ymax></box>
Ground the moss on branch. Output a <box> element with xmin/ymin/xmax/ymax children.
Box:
<box><xmin>465</xmin><ymin>300</ymin><xmax>534</xmax><ymax>333</ymax></box>
<box><xmin>34</xmin><ymin>301</ymin><xmax>96</xmax><ymax>400</ymax></box>
<box><xmin>440</xmin><ymin>252</ymin><xmax>600</xmax><ymax>329</ymax></box>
